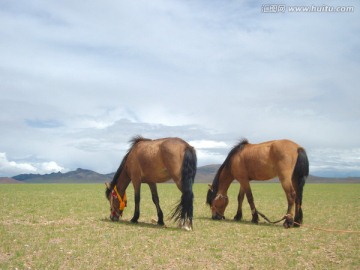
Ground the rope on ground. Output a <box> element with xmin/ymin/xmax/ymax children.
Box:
<box><xmin>256</xmin><ymin>210</ymin><xmax>287</xmax><ymax>224</ymax></box>
<box><xmin>293</xmin><ymin>222</ymin><xmax>360</xmax><ymax>233</ymax></box>
<box><xmin>256</xmin><ymin>210</ymin><xmax>360</xmax><ymax>233</ymax></box>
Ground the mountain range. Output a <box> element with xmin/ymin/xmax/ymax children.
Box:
<box><xmin>1</xmin><ymin>165</ymin><xmax>359</xmax><ymax>184</ymax></box>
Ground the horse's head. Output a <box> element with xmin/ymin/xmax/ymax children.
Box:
<box><xmin>105</xmin><ymin>182</ymin><xmax>127</xmax><ymax>221</ymax></box>
<box><xmin>211</xmin><ymin>194</ymin><xmax>228</xmax><ymax>220</ymax></box>
<box><xmin>206</xmin><ymin>184</ymin><xmax>228</xmax><ymax>220</ymax></box>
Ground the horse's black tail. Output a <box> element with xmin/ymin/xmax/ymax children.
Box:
<box><xmin>171</xmin><ymin>146</ymin><xmax>197</xmax><ymax>226</ymax></box>
<box><xmin>292</xmin><ymin>147</ymin><xmax>309</xmax><ymax>225</ymax></box>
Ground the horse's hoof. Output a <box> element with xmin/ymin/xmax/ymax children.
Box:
<box><xmin>178</xmin><ymin>219</ymin><xmax>192</xmax><ymax>231</ymax></box>
<box><xmin>283</xmin><ymin>222</ymin><xmax>290</xmax><ymax>229</ymax></box>
<box><xmin>283</xmin><ymin>218</ymin><xmax>294</xmax><ymax>229</ymax></box>
<box><xmin>182</xmin><ymin>224</ymin><xmax>192</xmax><ymax>231</ymax></box>
<box><xmin>130</xmin><ymin>219</ymin><xmax>138</xmax><ymax>224</ymax></box>
<box><xmin>234</xmin><ymin>213</ymin><xmax>242</xmax><ymax>221</ymax></box>
<box><xmin>151</xmin><ymin>218</ymin><xmax>164</xmax><ymax>226</ymax></box>
<box><xmin>294</xmin><ymin>217</ymin><xmax>302</xmax><ymax>227</ymax></box>
<box><xmin>251</xmin><ymin>212</ymin><xmax>259</xmax><ymax>224</ymax></box>
<box><xmin>293</xmin><ymin>219</ymin><xmax>301</xmax><ymax>227</ymax></box>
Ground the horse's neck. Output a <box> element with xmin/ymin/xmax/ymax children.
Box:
<box><xmin>116</xmin><ymin>170</ymin><xmax>131</xmax><ymax>195</ymax></box>
<box><xmin>217</xmin><ymin>166</ymin><xmax>233</xmax><ymax>194</ymax></box>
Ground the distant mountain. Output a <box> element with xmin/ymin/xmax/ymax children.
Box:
<box><xmin>0</xmin><ymin>177</ymin><xmax>23</xmax><ymax>184</ymax></box>
<box><xmin>306</xmin><ymin>175</ymin><xmax>360</xmax><ymax>184</ymax></box>
<box><xmin>196</xmin><ymin>164</ymin><xmax>220</xmax><ymax>183</ymax></box>
<box><xmin>12</xmin><ymin>168</ymin><xmax>111</xmax><ymax>183</ymax></box>
<box><xmin>5</xmin><ymin>165</ymin><xmax>360</xmax><ymax>184</ymax></box>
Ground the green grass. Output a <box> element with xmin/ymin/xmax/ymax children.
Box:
<box><xmin>0</xmin><ymin>183</ymin><xmax>359</xmax><ymax>269</ymax></box>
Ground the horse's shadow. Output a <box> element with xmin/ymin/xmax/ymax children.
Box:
<box><xmin>101</xmin><ymin>217</ymin><xmax>284</xmax><ymax>230</ymax></box>
<box><xmin>101</xmin><ymin>218</ymin><xmax>180</xmax><ymax>231</ymax></box>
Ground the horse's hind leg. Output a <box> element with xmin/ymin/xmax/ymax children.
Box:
<box><xmin>279</xmin><ymin>178</ymin><xmax>296</xmax><ymax>228</ymax></box>
<box><xmin>179</xmin><ymin>187</ymin><xmax>194</xmax><ymax>231</ymax></box>
<box><xmin>292</xmin><ymin>179</ymin><xmax>304</xmax><ymax>227</ymax></box>
<box><xmin>293</xmin><ymin>197</ymin><xmax>302</xmax><ymax>227</ymax></box>
<box><xmin>172</xmin><ymin>175</ymin><xmax>194</xmax><ymax>231</ymax></box>
<box><xmin>234</xmin><ymin>185</ymin><xmax>245</xmax><ymax>221</ymax></box>
<box><xmin>148</xmin><ymin>183</ymin><xmax>164</xmax><ymax>226</ymax></box>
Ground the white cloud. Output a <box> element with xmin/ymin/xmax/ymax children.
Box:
<box><xmin>40</xmin><ymin>161</ymin><xmax>65</xmax><ymax>173</ymax></box>
<box><xmin>195</xmin><ymin>149</ymin><xmax>226</xmax><ymax>166</ymax></box>
<box><xmin>0</xmin><ymin>153</ymin><xmax>66</xmax><ymax>177</ymax></box>
<box><xmin>309</xmin><ymin>148</ymin><xmax>360</xmax><ymax>177</ymax></box>
<box><xmin>189</xmin><ymin>140</ymin><xmax>227</xmax><ymax>149</ymax></box>
<box><xmin>0</xmin><ymin>153</ymin><xmax>37</xmax><ymax>175</ymax></box>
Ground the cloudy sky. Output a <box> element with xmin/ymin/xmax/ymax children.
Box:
<box><xmin>1</xmin><ymin>0</ymin><xmax>359</xmax><ymax>177</ymax></box>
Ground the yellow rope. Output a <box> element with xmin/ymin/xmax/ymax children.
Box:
<box><xmin>114</xmin><ymin>185</ymin><xmax>127</xmax><ymax>211</ymax></box>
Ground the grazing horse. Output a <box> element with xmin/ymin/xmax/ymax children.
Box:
<box><xmin>206</xmin><ymin>139</ymin><xmax>309</xmax><ymax>228</ymax></box>
<box><xmin>105</xmin><ymin>136</ymin><xmax>197</xmax><ymax>230</ymax></box>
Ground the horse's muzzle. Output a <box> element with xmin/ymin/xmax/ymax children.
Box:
<box><xmin>110</xmin><ymin>215</ymin><xmax>119</xmax><ymax>221</ymax></box>
<box><xmin>212</xmin><ymin>213</ymin><xmax>225</xmax><ymax>220</ymax></box>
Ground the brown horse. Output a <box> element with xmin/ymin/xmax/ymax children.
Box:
<box><xmin>206</xmin><ymin>139</ymin><xmax>309</xmax><ymax>228</ymax></box>
<box><xmin>105</xmin><ymin>136</ymin><xmax>197</xmax><ymax>230</ymax></box>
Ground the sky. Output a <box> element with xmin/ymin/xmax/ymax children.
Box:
<box><xmin>0</xmin><ymin>0</ymin><xmax>359</xmax><ymax>178</ymax></box>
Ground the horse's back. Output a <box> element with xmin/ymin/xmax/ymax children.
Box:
<box><xmin>160</xmin><ymin>138</ymin><xmax>191</xmax><ymax>177</ymax></box>
<box><xmin>233</xmin><ymin>139</ymin><xmax>300</xmax><ymax>180</ymax></box>
<box><xmin>269</xmin><ymin>140</ymin><xmax>301</xmax><ymax>178</ymax></box>
<box><xmin>270</xmin><ymin>139</ymin><xmax>299</xmax><ymax>154</ymax></box>
<box><xmin>247</xmin><ymin>139</ymin><xmax>299</xmax><ymax>157</ymax></box>
<box><xmin>129</xmin><ymin>137</ymin><xmax>189</xmax><ymax>182</ymax></box>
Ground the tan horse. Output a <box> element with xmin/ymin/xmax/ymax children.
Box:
<box><xmin>105</xmin><ymin>136</ymin><xmax>197</xmax><ymax>230</ymax></box>
<box><xmin>206</xmin><ymin>139</ymin><xmax>309</xmax><ymax>228</ymax></box>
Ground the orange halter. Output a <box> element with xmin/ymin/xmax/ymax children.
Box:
<box><xmin>113</xmin><ymin>185</ymin><xmax>127</xmax><ymax>211</ymax></box>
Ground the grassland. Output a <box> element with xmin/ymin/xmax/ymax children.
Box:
<box><xmin>0</xmin><ymin>183</ymin><xmax>359</xmax><ymax>269</ymax></box>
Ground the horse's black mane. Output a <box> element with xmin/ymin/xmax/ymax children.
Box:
<box><xmin>105</xmin><ymin>136</ymin><xmax>151</xmax><ymax>198</ymax></box>
<box><xmin>130</xmin><ymin>135</ymin><xmax>151</xmax><ymax>146</ymax></box>
<box><xmin>206</xmin><ymin>138</ymin><xmax>249</xmax><ymax>206</ymax></box>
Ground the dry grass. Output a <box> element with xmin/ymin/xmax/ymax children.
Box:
<box><xmin>0</xmin><ymin>183</ymin><xmax>359</xmax><ymax>269</ymax></box>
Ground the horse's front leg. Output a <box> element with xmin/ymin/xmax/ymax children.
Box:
<box><xmin>234</xmin><ymin>185</ymin><xmax>245</xmax><ymax>221</ymax></box>
<box><xmin>242</xmin><ymin>182</ymin><xmax>258</xmax><ymax>224</ymax></box>
<box><xmin>148</xmin><ymin>183</ymin><xmax>164</xmax><ymax>226</ymax></box>
<box><xmin>131</xmin><ymin>182</ymin><xmax>141</xmax><ymax>223</ymax></box>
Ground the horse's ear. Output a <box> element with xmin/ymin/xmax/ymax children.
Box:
<box><xmin>105</xmin><ymin>182</ymin><xmax>110</xmax><ymax>189</ymax></box>
<box><xmin>208</xmin><ymin>184</ymin><xmax>213</xmax><ymax>192</ymax></box>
